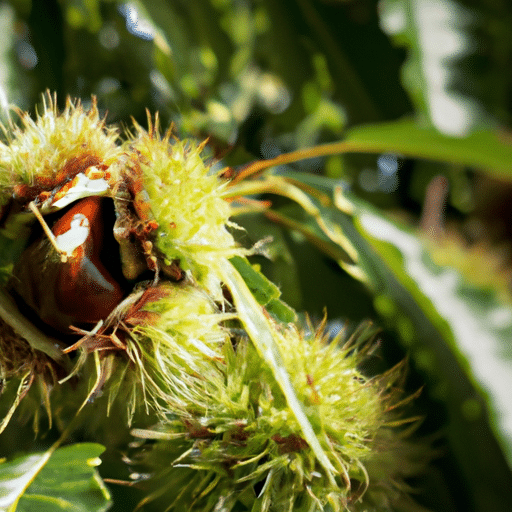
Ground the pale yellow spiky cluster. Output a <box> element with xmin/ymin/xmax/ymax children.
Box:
<box><xmin>127</xmin><ymin>283</ymin><xmax>234</xmax><ymax>415</ymax></box>
<box><xmin>131</xmin><ymin>316</ymin><xmax>419</xmax><ymax>512</ymax></box>
<box><xmin>270</xmin><ymin>324</ymin><xmax>384</xmax><ymax>450</ymax></box>
<box><xmin>127</xmin><ymin>122</ymin><xmax>244</xmax><ymax>297</ymax></box>
<box><xmin>0</xmin><ymin>94</ymin><xmax>122</xmax><ymax>197</ymax></box>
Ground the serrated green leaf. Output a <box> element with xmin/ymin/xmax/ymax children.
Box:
<box><xmin>349</xmin><ymin>208</ymin><xmax>512</xmax><ymax>507</ymax></box>
<box><xmin>0</xmin><ymin>444</ymin><xmax>110</xmax><ymax>512</ymax></box>
<box><xmin>354</xmin><ymin>208</ymin><xmax>512</xmax><ymax>455</ymax></box>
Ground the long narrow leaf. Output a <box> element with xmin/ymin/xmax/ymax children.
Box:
<box><xmin>232</xmin><ymin>120</ymin><xmax>512</xmax><ymax>187</ymax></box>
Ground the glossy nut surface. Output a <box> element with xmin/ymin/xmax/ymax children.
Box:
<box><xmin>12</xmin><ymin>197</ymin><xmax>124</xmax><ymax>333</ymax></box>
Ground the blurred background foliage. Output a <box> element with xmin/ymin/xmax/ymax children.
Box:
<box><xmin>1</xmin><ymin>0</ymin><xmax>512</xmax><ymax>511</ymax></box>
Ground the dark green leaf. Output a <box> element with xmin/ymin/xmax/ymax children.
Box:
<box><xmin>345</xmin><ymin>120</ymin><xmax>512</xmax><ymax>179</ymax></box>
<box><xmin>0</xmin><ymin>443</ymin><xmax>110</xmax><ymax>512</ymax></box>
